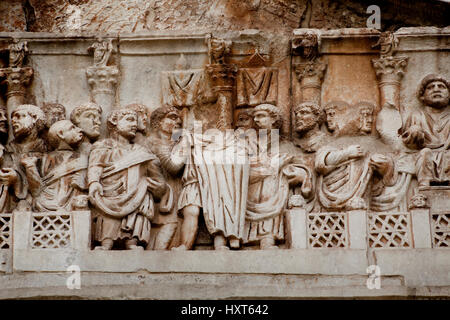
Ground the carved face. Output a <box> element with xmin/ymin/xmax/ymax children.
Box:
<box><xmin>11</xmin><ymin>109</ymin><xmax>35</xmax><ymax>138</ymax></box>
<box><xmin>294</xmin><ymin>105</ymin><xmax>317</xmax><ymax>133</ymax></box>
<box><xmin>253</xmin><ymin>110</ymin><xmax>275</xmax><ymax>130</ymax></box>
<box><xmin>136</xmin><ymin>111</ymin><xmax>148</xmax><ymax>134</ymax></box>
<box><xmin>0</xmin><ymin>109</ymin><xmax>8</xmax><ymax>135</ymax></box>
<box><xmin>236</xmin><ymin>112</ymin><xmax>253</xmax><ymax>130</ymax></box>
<box><xmin>422</xmin><ymin>81</ymin><xmax>450</xmax><ymax>109</ymax></box>
<box><xmin>160</xmin><ymin>111</ymin><xmax>181</xmax><ymax>136</ymax></box>
<box><xmin>325</xmin><ymin>108</ymin><xmax>338</xmax><ymax>132</ymax></box>
<box><xmin>116</xmin><ymin>112</ymin><xmax>137</xmax><ymax>140</ymax></box>
<box><xmin>77</xmin><ymin>110</ymin><xmax>101</xmax><ymax>140</ymax></box>
<box><xmin>359</xmin><ymin>108</ymin><xmax>373</xmax><ymax>134</ymax></box>
<box><xmin>61</xmin><ymin>123</ymin><xmax>84</xmax><ymax>146</ymax></box>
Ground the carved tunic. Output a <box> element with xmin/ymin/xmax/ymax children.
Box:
<box><xmin>34</xmin><ymin>149</ymin><xmax>88</xmax><ymax>211</ymax></box>
<box><xmin>88</xmin><ymin>138</ymin><xmax>167</xmax><ymax>244</ymax></box>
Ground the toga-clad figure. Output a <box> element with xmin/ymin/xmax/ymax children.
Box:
<box><xmin>88</xmin><ymin>108</ymin><xmax>169</xmax><ymax>250</ymax></box>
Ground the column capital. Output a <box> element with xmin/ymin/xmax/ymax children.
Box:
<box><xmin>0</xmin><ymin>67</ymin><xmax>34</xmax><ymax>98</ymax></box>
<box><xmin>86</xmin><ymin>65</ymin><xmax>119</xmax><ymax>95</ymax></box>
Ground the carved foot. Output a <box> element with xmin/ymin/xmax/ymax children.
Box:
<box><xmin>346</xmin><ymin>197</ymin><xmax>367</xmax><ymax>210</ymax></box>
<box><xmin>215</xmin><ymin>245</ymin><xmax>230</xmax><ymax>251</ymax></box>
<box><xmin>229</xmin><ymin>238</ymin><xmax>240</xmax><ymax>249</ymax></box>
<box><xmin>126</xmin><ymin>245</ymin><xmax>144</xmax><ymax>251</ymax></box>
<box><xmin>171</xmin><ymin>245</ymin><xmax>188</xmax><ymax>251</ymax></box>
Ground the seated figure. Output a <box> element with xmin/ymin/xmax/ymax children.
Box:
<box><xmin>401</xmin><ymin>74</ymin><xmax>450</xmax><ymax>188</ymax></box>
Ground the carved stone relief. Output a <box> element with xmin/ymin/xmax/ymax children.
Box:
<box><xmin>0</xmin><ymin>29</ymin><xmax>447</xmax><ymax>257</ymax></box>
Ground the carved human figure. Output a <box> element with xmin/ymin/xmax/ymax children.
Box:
<box><xmin>315</xmin><ymin>143</ymin><xmax>395</xmax><ymax>211</ymax></box>
<box><xmin>292</xmin><ymin>102</ymin><xmax>328</xmax><ymax>153</ymax></box>
<box><xmin>0</xmin><ymin>107</ymin><xmax>11</xmax><ymax>212</ymax></box>
<box><xmin>236</xmin><ymin>110</ymin><xmax>254</xmax><ymax>130</ymax></box>
<box><xmin>292</xmin><ymin>32</ymin><xmax>319</xmax><ymax>60</ymax></box>
<box><xmin>88</xmin><ymin>109</ymin><xmax>169</xmax><ymax>250</ymax></box>
<box><xmin>324</xmin><ymin>101</ymin><xmax>349</xmax><ymax>135</ymax></box>
<box><xmin>356</xmin><ymin>102</ymin><xmax>374</xmax><ymax>135</ymax></box>
<box><xmin>125</xmin><ymin>103</ymin><xmax>149</xmax><ymax>146</ymax></box>
<box><xmin>70</xmin><ymin>103</ymin><xmax>102</xmax><ymax>154</ymax></box>
<box><xmin>88</xmin><ymin>38</ymin><xmax>113</xmax><ymax>67</ymax></box>
<box><xmin>148</xmin><ymin>106</ymin><xmax>183</xmax><ymax>250</ymax></box>
<box><xmin>244</xmin><ymin>104</ymin><xmax>313</xmax><ymax>249</ymax></box>
<box><xmin>206</xmin><ymin>35</ymin><xmax>232</xmax><ymax>64</ymax></box>
<box><xmin>26</xmin><ymin>120</ymin><xmax>88</xmax><ymax>211</ymax></box>
<box><xmin>0</xmin><ymin>107</ymin><xmax>8</xmax><ymax>146</ymax></box>
<box><xmin>9</xmin><ymin>39</ymin><xmax>28</xmax><ymax>68</ymax></box>
<box><xmin>401</xmin><ymin>74</ymin><xmax>450</xmax><ymax>187</ymax></box>
<box><xmin>3</xmin><ymin>104</ymin><xmax>47</xmax><ymax>210</ymax></box>
<box><xmin>41</xmin><ymin>103</ymin><xmax>66</xmax><ymax>149</ymax></box>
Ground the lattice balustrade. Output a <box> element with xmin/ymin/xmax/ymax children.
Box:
<box><xmin>31</xmin><ymin>213</ymin><xmax>72</xmax><ymax>249</ymax></box>
<box><xmin>0</xmin><ymin>214</ymin><xmax>12</xmax><ymax>249</ymax></box>
<box><xmin>367</xmin><ymin>212</ymin><xmax>412</xmax><ymax>248</ymax></box>
<box><xmin>307</xmin><ymin>212</ymin><xmax>348</xmax><ymax>248</ymax></box>
<box><xmin>431</xmin><ymin>213</ymin><xmax>450</xmax><ymax>248</ymax></box>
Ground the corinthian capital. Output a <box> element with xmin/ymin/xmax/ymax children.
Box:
<box><xmin>294</xmin><ymin>61</ymin><xmax>327</xmax><ymax>85</ymax></box>
<box><xmin>0</xmin><ymin>67</ymin><xmax>34</xmax><ymax>98</ymax></box>
<box><xmin>372</xmin><ymin>56</ymin><xmax>409</xmax><ymax>83</ymax></box>
<box><xmin>206</xmin><ymin>63</ymin><xmax>237</xmax><ymax>92</ymax></box>
<box><xmin>86</xmin><ymin>66</ymin><xmax>119</xmax><ymax>95</ymax></box>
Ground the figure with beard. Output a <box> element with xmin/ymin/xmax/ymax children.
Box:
<box><xmin>401</xmin><ymin>74</ymin><xmax>450</xmax><ymax>188</ymax></box>
<box><xmin>292</xmin><ymin>102</ymin><xmax>328</xmax><ymax>153</ymax></box>
<box><xmin>88</xmin><ymin>109</ymin><xmax>168</xmax><ymax>250</ymax></box>
<box><xmin>2</xmin><ymin>104</ymin><xmax>47</xmax><ymax>211</ymax></box>
<box><xmin>25</xmin><ymin>120</ymin><xmax>88</xmax><ymax>211</ymax></box>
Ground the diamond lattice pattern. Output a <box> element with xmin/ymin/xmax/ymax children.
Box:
<box><xmin>31</xmin><ymin>214</ymin><xmax>72</xmax><ymax>249</ymax></box>
<box><xmin>368</xmin><ymin>213</ymin><xmax>412</xmax><ymax>248</ymax></box>
<box><xmin>0</xmin><ymin>214</ymin><xmax>12</xmax><ymax>249</ymax></box>
<box><xmin>432</xmin><ymin>213</ymin><xmax>450</xmax><ymax>248</ymax></box>
<box><xmin>308</xmin><ymin>212</ymin><xmax>348</xmax><ymax>248</ymax></box>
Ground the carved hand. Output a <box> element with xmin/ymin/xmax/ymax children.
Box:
<box><xmin>89</xmin><ymin>181</ymin><xmax>103</xmax><ymax>197</ymax></box>
<box><xmin>369</xmin><ymin>153</ymin><xmax>390</xmax><ymax>175</ymax></box>
<box><xmin>346</xmin><ymin>145</ymin><xmax>365</xmax><ymax>160</ymax></box>
<box><xmin>0</xmin><ymin>168</ymin><xmax>18</xmax><ymax>186</ymax></box>
<box><xmin>402</xmin><ymin>125</ymin><xmax>429</xmax><ymax>148</ymax></box>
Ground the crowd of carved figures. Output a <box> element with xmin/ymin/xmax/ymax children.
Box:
<box><xmin>0</xmin><ymin>32</ymin><xmax>448</xmax><ymax>251</ymax></box>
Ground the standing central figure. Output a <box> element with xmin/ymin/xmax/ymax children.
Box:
<box><xmin>88</xmin><ymin>109</ymin><xmax>168</xmax><ymax>250</ymax></box>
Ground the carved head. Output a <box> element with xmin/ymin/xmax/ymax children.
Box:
<box><xmin>41</xmin><ymin>103</ymin><xmax>66</xmax><ymax>129</ymax></box>
<box><xmin>324</xmin><ymin>101</ymin><xmax>348</xmax><ymax>133</ymax></box>
<box><xmin>292</xmin><ymin>33</ymin><xmax>318</xmax><ymax>60</ymax></box>
<box><xmin>11</xmin><ymin>104</ymin><xmax>46</xmax><ymax>140</ymax></box>
<box><xmin>150</xmin><ymin>106</ymin><xmax>181</xmax><ymax>137</ymax></box>
<box><xmin>293</xmin><ymin>102</ymin><xmax>324</xmax><ymax>134</ymax></box>
<box><xmin>253</xmin><ymin>104</ymin><xmax>282</xmax><ymax>130</ymax></box>
<box><xmin>355</xmin><ymin>101</ymin><xmax>375</xmax><ymax>134</ymax></box>
<box><xmin>125</xmin><ymin>104</ymin><xmax>149</xmax><ymax>134</ymax></box>
<box><xmin>107</xmin><ymin>109</ymin><xmax>138</xmax><ymax>140</ymax></box>
<box><xmin>418</xmin><ymin>74</ymin><xmax>450</xmax><ymax>109</ymax></box>
<box><xmin>0</xmin><ymin>107</ymin><xmax>8</xmax><ymax>144</ymax></box>
<box><xmin>236</xmin><ymin>110</ymin><xmax>254</xmax><ymax>130</ymax></box>
<box><xmin>70</xmin><ymin>103</ymin><xmax>102</xmax><ymax>141</ymax></box>
<box><xmin>48</xmin><ymin>120</ymin><xmax>83</xmax><ymax>149</ymax></box>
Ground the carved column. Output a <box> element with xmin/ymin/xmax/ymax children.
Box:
<box><xmin>372</xmin><ymin>32</ymin><xmax>409</xmax><ymax>151</ymax></box>
<box><xmin>86</xmin><ymin>66</ymin><xmax>119</xmax><ymax>111</ymax></box>
<box><xmin>206</xmin><ymin>64</ymin><xmax>237</xmax><ymax>130</ymax></box>
<box><xmin>372</xmin><ymin>56</ymin><xmax>408</xmax><ymax>111</ymax></box>
<box><xmin>205</xmin><ymin>35</ymin><xmax>236</xmax><ymax>130</ymax></box>
<box><xmin>292</xmin><ymin>31</ymin><xmax>327</xmax><ymax>105</ymax></box>
<box><xmin>0</xmin><ymin>40</ymin><xmax>34</xmax><ymax>140</ymax></box>
<box><xmin>86</xmin><ymin>38</ymin><xmax>119</xmax><ymax>136</ymax></box>
<box><xmin>294</xmin><ymin>61</ymin><xmax>327</xmax><ymax>104</ymax></box>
